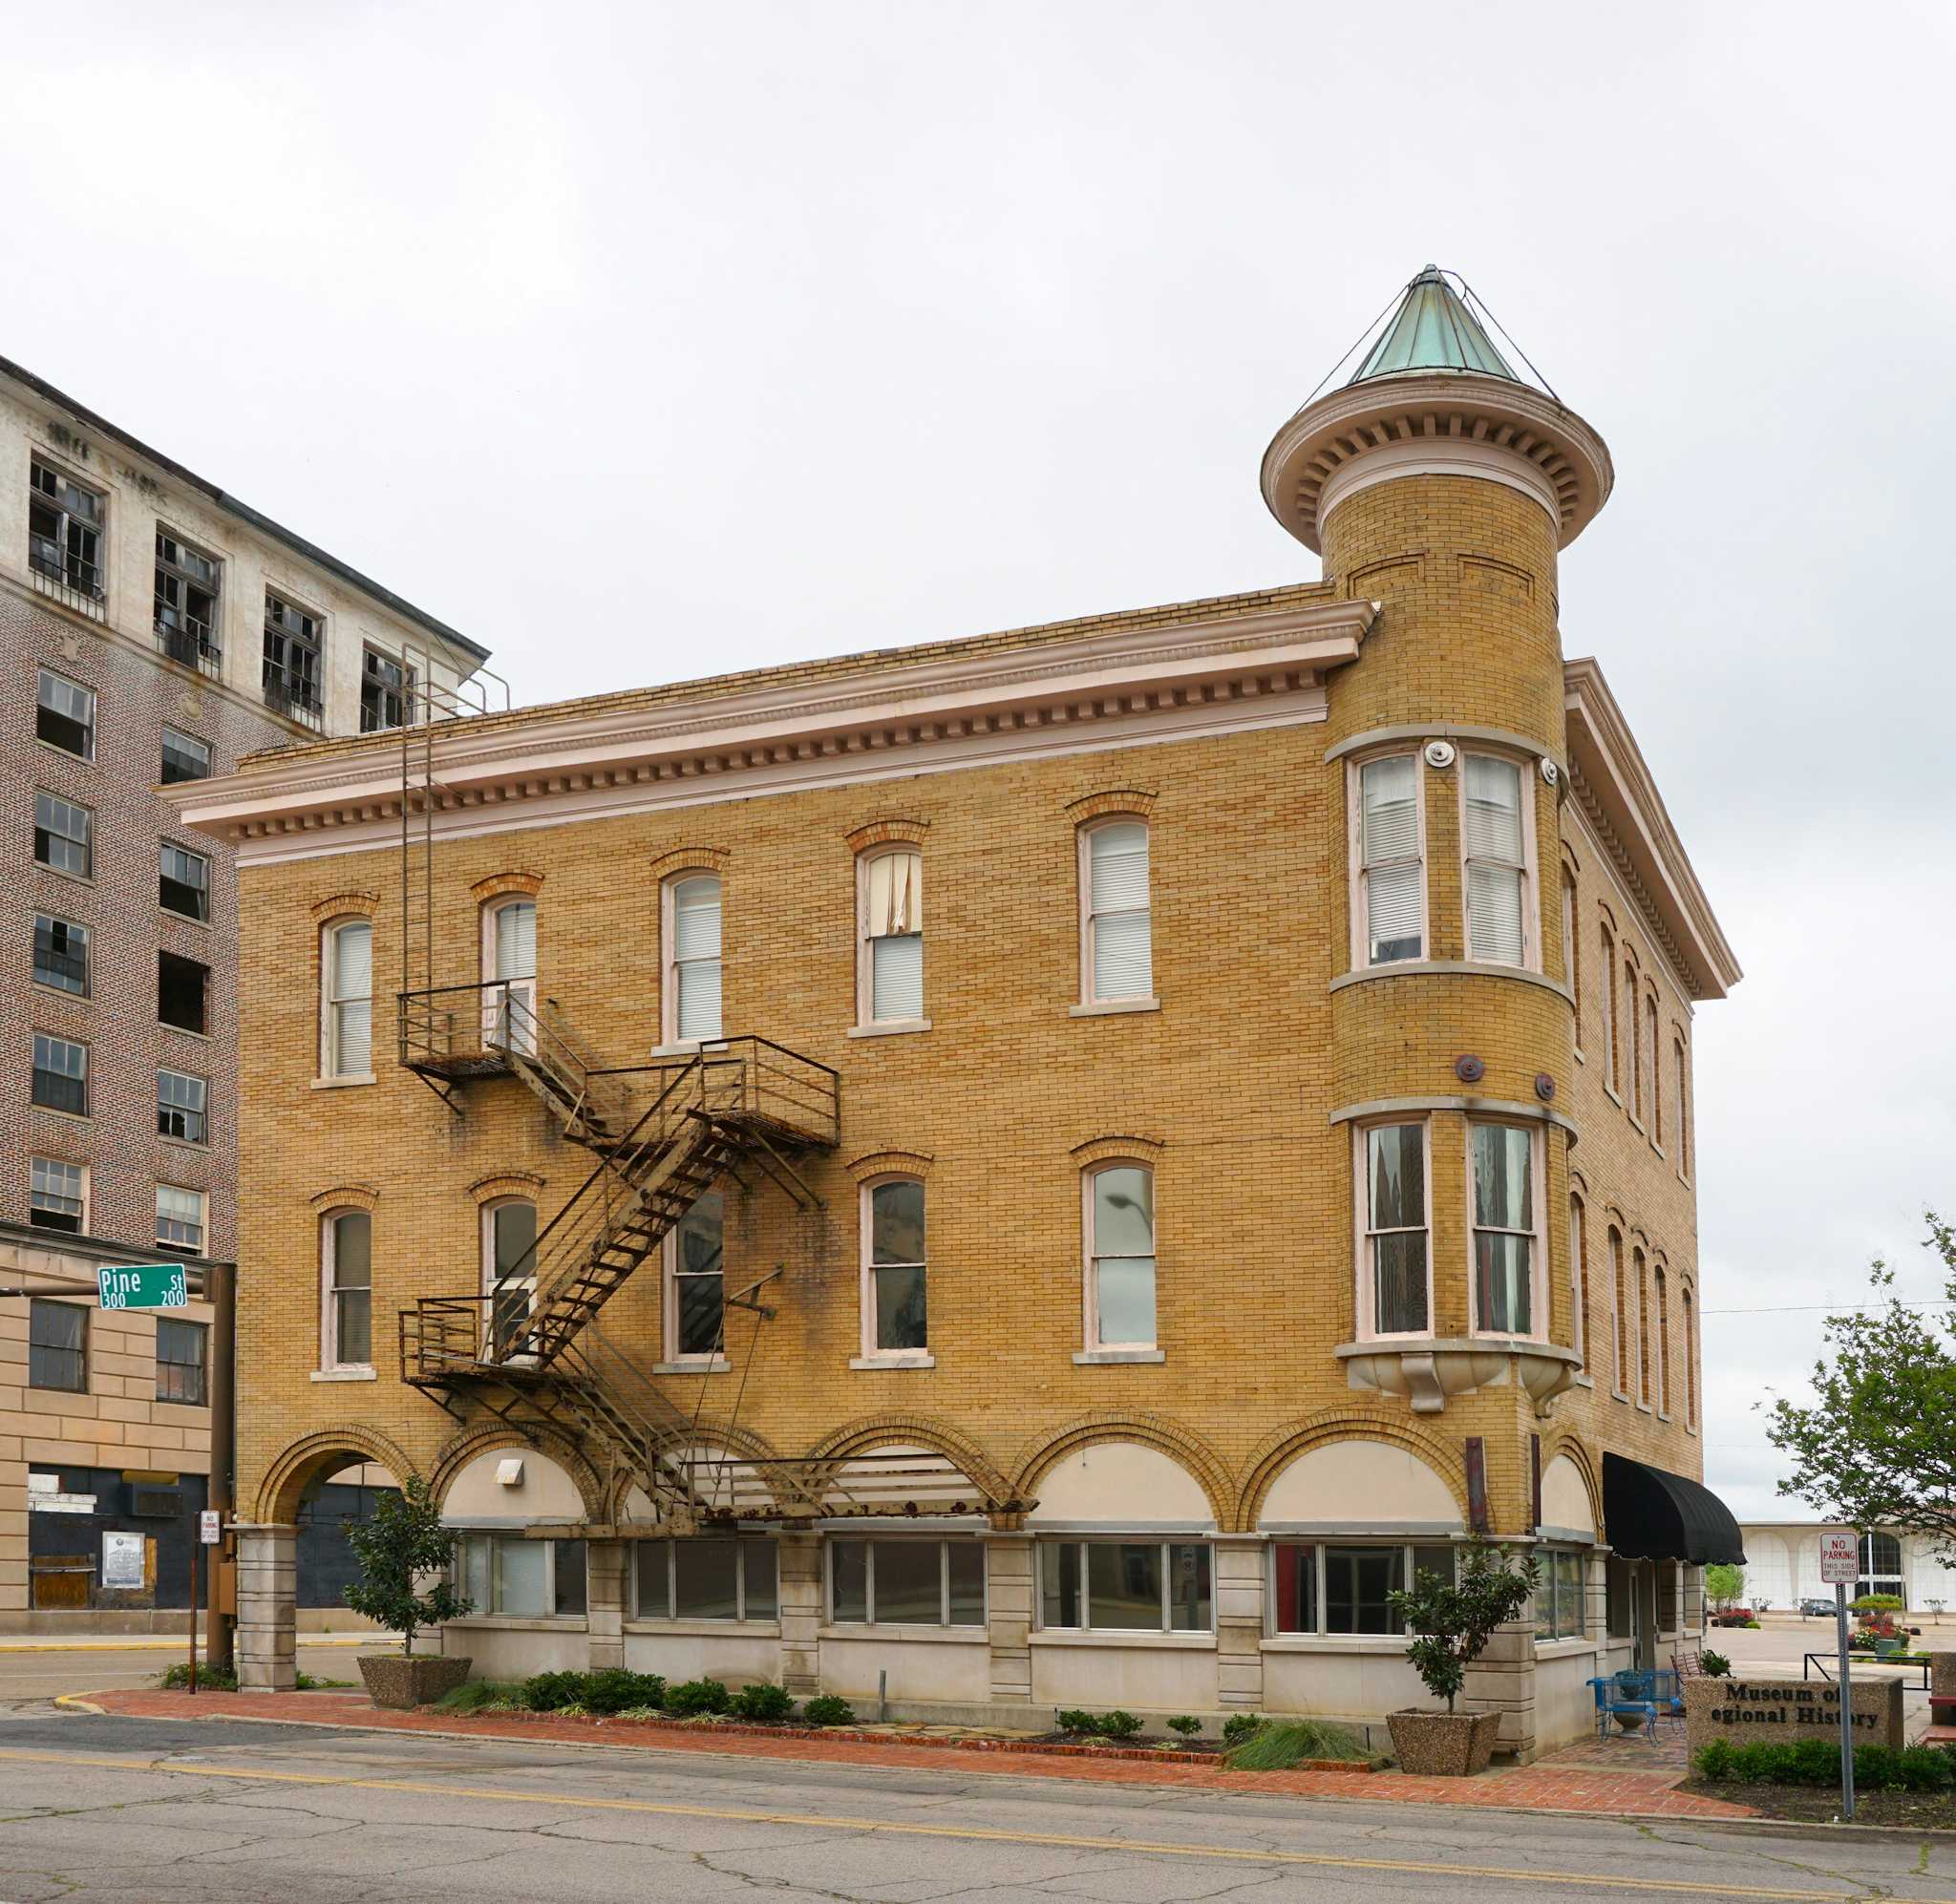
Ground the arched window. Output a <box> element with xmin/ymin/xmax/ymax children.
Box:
<box><xmin>1654</xmin><ymin>1265</ymin><xmax>1670</xmax><ymax>1415</ymax></box>
<box><xmin>481</xmin><ymin>1196</ymin><xmax>537</xmax><ymax>1361</ymax></box>
<box><xmin>1562</xmin><ymin>867</ymin><xmax>1580</xmax><ymax>1031</ymax></box>
<box><xmin>321</xmin><ymin>1208</ymin><xmax>372</xmax><ymax>1370</ymax></box>
<box><xmin>1079</xmin><ymin>818</ymin><xmax>1152</xmax><ymax>1004</ymax></box>
<box><xmin>1647</xmin><ymin>994</ymin><xmax>1663</xmax><ymax>1146</ymax></box>
<box><xmin>1599</xmin><ymin>924</ymin><xmax>1618</xmax><ymax>1090</ymax></box>
<box><xmin>1569</xmin><ymin>1194</ymin><xmax>1587</xmax><ymax>1371</ymax></box>
<box><xmin>860</xmin><ymin>1176</ymin><xmax>927</xmax><ymax>1359</ymax></box>
<box><xmin>482</xmin><ymin>897</ymin><xmax>537</xmax><ymax>1053</ymax></box>
<box><xmin>1084</xmin><ymin>1161</ymin><xmax>1156</xmax><ymax>1353</ymax></box>
<box><xmin>663</xmin><ymin>874</ymin><xmax>722</xmax><ymax>1044</ymax></box>
<box><xmin>321</xmin><ymin>918</ymin><xmax>372</xmax><ymax>1079</ymax></box>
<box><xmin>1634</xmin><ymin>1247</ymin><xmax>1651</xmax><ymax>1405</ymax></box>
<box><xmin>666</xmin><ymin>1191</ymin><xmax>725</xmax><ymax>1364</ymax></box>
<box><xmin>1608</xmin><ymin>1226</ymin><xmax>1627</xmax><ymax>1396</ymax></box>
<box><xmin>1682</xmin><ymin>1283</ymin><xmax>1698</xmax><ymax>1429</ymax></box>
<box><xmin>858</xmin><ymin>849</ymin><xmax>924</xmax><ymax>1026</ymax></box>
<box><xmin>1625</xmin><ymin>959</ymin><xmax>1643</xmax><ymax>1121</ymax></box>
<box><xmin>1674</xmin><ymin>1035</ymin><xmax>1692</xmax><ymax>1179</ymax></box>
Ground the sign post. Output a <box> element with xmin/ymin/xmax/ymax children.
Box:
<box><xmin>194</xmin><ymin>1513</ymin><xmax>222</xmax><ymax>1699</ymax></box>
<box><xmin>96</xmin><ymin>1263</ymin><xmax>188</xmax><ymax>1311</ymax></box>
<box><xmin>1819</xmin><ymin>1530</ymin><xmax>1858</xmax><ymax>1820</ymax></box>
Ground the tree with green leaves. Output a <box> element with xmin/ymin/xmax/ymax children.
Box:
<box><xmin>1704</xmin><ymin>1563</ymin><xmax>1745</xmax><ymax>1610</ymax></box>
<box><xmin>1386</xmin><ymin>1541</ymin><xmax>1539</xmax><ymax>1714</ymax></box>
<box><xmin>1763</xmin><ymin>1214</ymin><xmax>1956</xmax><ymax>1559</ymax></box>
<box><xmin>342</xmin><ymin>1476</ymin><xmax>472</xmax><ymax>1656</ymax></box>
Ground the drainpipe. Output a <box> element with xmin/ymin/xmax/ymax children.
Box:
<box><xmin>205</xmin><ymin>1260</ymin><xmax>237</xmax><ymax>1674</ymax></box>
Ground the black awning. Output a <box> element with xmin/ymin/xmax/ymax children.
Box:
<box><xmin>1602</xmin><ymin>1453</ymin><xmax>1747</xmax><ymax>1565</ymax></box>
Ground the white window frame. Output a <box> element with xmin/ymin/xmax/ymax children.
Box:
<box><xmin>36</xmin><ymin>667</ymin><xmax>96</xmax><ymax>760</ymax></box>
<box><xmin>1653</xmin><ymin>1263</ymin><xmax>1671</xmax><ymax>1419</ymax></box>
<box><xmin>31</xmin><ymin>1030</ymin><xmax>89</xmax><ymax>1119</ymax></box>
<box><xmin>32</xmin><ymin>913</ymin><xmax>91</xmax><ymax>998</ymax></box>
<box><xmin>159</xmin><ymin>839</ymin><xmax>211</xmax><ymax>923</ymax></box>
<box><xmin>1534</xmin><ymin>1547</ymin><xmax>1587</xmax><ymax>1641</ymax></box>
<box><xmin>826</xmin><ymin>1535</ymin><xmax>987</xmax><ymax>1628</ymax></box>
<box><xmin>480</xmin><ymin>894</ymin><xmax>539</xmax><ymax>1055</ymax></box>
<box><xmin>480</xmin><ymin>1195</ymin><xmax>539</xmax><ymax>1362</ymax></box>
<box><xmin>1465</xmin><ymin>1119</ymin><xmax>1546</xmax><ymax>1342</ymax></box>
<box><xmin>1607</xmin><ymin>1225</ymin><xmax>1630</xmax><ymax>1401</ymax></box>
<box><xmin>33</xmin><ymin>789</ymin><xmax>93</xmax><ymax>879</ymax></box>
<box><xmin>1082</xmin><ymin>1158</ymin><xmax>1158</xmax><ymax>1355</ymax></box>
<box><xmin>1348</xmin><ymin>751</ymin><xmax>1427</xmax><ymax>969</ymax></box>
<box><xmin>1264</xmin><ymin>1539</ymin><xmax>1458</xmax><ymax>1638</ymax></box>
<box><xmin>1036</xmin><ymin>1536</ymin><xmax>1215</xmax><ymax>1635</ymax></box>
<box><xmin>29</xmin><ymin>1156</ymin><xmax>88</xmax><ymax>1234</ymax></box>
<box><xmin>663</xmin><ymin>1191</ymin><xmax>727</xmax><ymax>1367</ymax></box>
<box><xmin>1599</xmin><ymin>924</ymin><xmax>1618</xmax><ymax>1094</ymax></box>
<box><xmin>320</xmin><ymin>917</ymin><xmax>374</xmax><ymax>1081</ymax></box>
<box><xmin>856</xmin><ymin>847</ymin><xmax>925</xmax><ymax>1029</ymax></box>
<box><xmin>1568</xmin><ymin>1192</ymin><xmax>1587</xmax><ymax>1372</ymax></box>
<box><xmin>633</xmin><ymin>1535</ymin><xmax>779</xmax><ymax>1622</ymax></box>
<box><xmin>1351</xmin><ymin>1117</ymin><xmax>1433</xmax><ymax>1342</ymax></box>
<box><xmin>1077</xmin><ymin>816</ymin><xmax>1154</xmax><ymax>1005</ymax></box>
<box><xmin>1458</xmin><ymin>751</ymin><xmax>1538</xmax><ymax>969</ymax></box>
<box><xmin>156</xmin><ymin>1184</ymin><xmax>206</xmax><ymax>1257</ymax></box>
<box><xmin>158</xmin><ymin>1066</ymin><xmax>208</xmax><ymax>1146</ymax></box>
<box><xmin>858</xmin><ymin>1174</ymin><xmax>928</xmax><ymax>1365</ymax></box>
<box><xmin>660</xmin><ymin>872</ymin><xmax>722</xmax><ymax>1047</ymax></box>
<box><xmin>320</xmin><ymin>1207</ymin><xmax>374</xmax><ymax>1373</ymax></box>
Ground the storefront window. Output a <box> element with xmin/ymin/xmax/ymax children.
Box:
<box><xmin>1270</xmin><ymin>1542</ymin><xmax>1455</xmax><ymax>1636</ymax></box>
<box><xmin>827</xmin><ymin>1538</ymin><xmax>984</xmax><ymax>1626</ymax></box>
<box><xmin>1535</xmin><ymin>1549</ymin><xmax>1585</xmax><ymax>1640</ymax></box>
<box><xmin>635</xmin><ymin>1537</ymin><xmax>777</xmax><ymax>1621</ymax></box>
<box><xmin>1039</xmin><ymin>1540</ymin><xmax>1212</xmax><ymax>1633</ymax></box>
<box><xmin>454</xmin><ymin>1534</ymin><xmax>585</xmax><ymax>1618</ymax></box>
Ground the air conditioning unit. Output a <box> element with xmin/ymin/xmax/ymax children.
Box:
<box><xmin>131</xmin><ymin>1488</ymin><xmax>181</xmax><ymax>1518</ymax></box>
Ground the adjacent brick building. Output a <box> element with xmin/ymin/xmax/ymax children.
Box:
<box><xmin>0</xmin><ymin>353</ymin><xmax>486</xmax><ymax>1625</ymax></box>
<box><xmin>178</xmin><ymin>267</ymin><xmax>1745</xmax><ymax>1752</ymax></box>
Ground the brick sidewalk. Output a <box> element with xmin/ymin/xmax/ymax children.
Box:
<box><xmin>65</xmin><ymin>1688</ymin><xmax>1754</xmax><ymax>1822</ymax></box>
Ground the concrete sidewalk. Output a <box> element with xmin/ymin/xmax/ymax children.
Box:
<box><xmin>0</xmin><ymin>1632</ymin><xmax>392</xmax><ymax>1652</ymax></box>
<box><xmin>67</xmin><ymin>1685</ymin><xmax>1759</xmax><ymax>1823</ymax></box>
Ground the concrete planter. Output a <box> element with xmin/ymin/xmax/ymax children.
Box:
<box><xmin>358</xmin><ymin>1654</ymin><xmax>472</xmax><ymax>1711</ymax></box>
<box><xmin>1386</xmin><ymin>1708</ymin><xmax>1502</xmax><ymax>1777</ymax></box>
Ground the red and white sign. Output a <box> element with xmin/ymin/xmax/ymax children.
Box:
<box><xmin>1818</xmin><ymin>1531</ymin><xmax>1858</xmax><ymax>1585</ymax></box>
<box><xmin>199</xmin><ymin>1511</ymin><xmax>223</xmax><ymax>1546</ymax></box>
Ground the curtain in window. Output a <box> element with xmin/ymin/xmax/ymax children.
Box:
<box><xmin>1088</xmin><ymin>823</ymin><xmax>1151</xmax><ymax>999</ymax></box>
<box><xmin>672</xmin><ymin>877</ymin><xmax>722</xmax><ymax>1039</ymax></box>
<box><xmin>866</xmin><ymin>853</ymin><xmax>924</xmax><ymax>1021</ymax></box>
<box><xmin>1463</xmin><ymin>756</ymin><xmax>1524</xmax><ymax>964</ymax></box>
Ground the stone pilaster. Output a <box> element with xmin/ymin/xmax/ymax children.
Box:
<box><xmin>585</xmin><ymin>1539</ymin><xmax>627</xmax><ymax>1671</ymax></box>
<box><xmin>1462</xmin><ymin>1612</ymin><xmax>1538</xmax><ymax>1763</ymax></box>
<box><xmin>234</xmin><ymin>1523</ymin><xmax>297</xmax><ymax>1693</ymax></box>
<box><xmin>778</xmin><ymin>1532</ymin><xmax>822</xmax><ymax>1695</ymax></box>
<box><xmin>1214</xmin><ymin>1537</ymin><xmax>1265</xmax><ymax>1710</ymax></box>
<box><xmin>986</xmin><ymin>1535</ymin><xmax>1034</xmax><ymax>1705</ymax></box>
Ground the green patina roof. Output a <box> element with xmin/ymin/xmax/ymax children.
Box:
<box><xmin>1349</xmin><ymin>265</ymin><xmax>1519</xmax><ymax>386</ymax></box>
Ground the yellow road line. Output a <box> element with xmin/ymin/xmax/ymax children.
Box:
<box><xmin>0</xmin><ymin>1746</ymin><xmax>1919</xmax><ymax>1903</ymax></box>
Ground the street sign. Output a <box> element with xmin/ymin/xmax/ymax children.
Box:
<box><xmin>199</xmin><ymin>1511</ymin><xmax>222</xmax><ymax>1545</ymax></box>
<box><xmin>1819</xmin><ymin>1531</ymin><xmax>1858</xmax><ymax>1585</ymax></box>
<box><xmin>96</xmin><ymin>1263</ymin><xmax>188</xmax><ymax>1310</ymax></box>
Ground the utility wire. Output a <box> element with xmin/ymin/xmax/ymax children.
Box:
<box><xmin>1703</xmin><ymin>1300</ymin><xmax>1956</xmax><ymax>1315</ymax></box>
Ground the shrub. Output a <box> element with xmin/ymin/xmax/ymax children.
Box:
<box><xmin>1386</xmin><ymin>1540</ymin><xmax>1538</xmax><ymax>1713</ymax></box>
<box><xmin>665</xmin><ymin>1677</ymin><xmax>731</xmax><ymax>1717</ymax></box>
<box><xmin>583</xmin><ymin>1669</ymin><xmax>666</xmax><ymax>1716</ymax></box>
<box><xmin>1055</xmin><ymin>1709</ymin><xmax>1098</xmax><ymax>1738</ymax></box>
<box><xmin>729</xmin><ymin>1682</ymin><xmax>796</xmax><ymax>1723</ymax></box>
<box><xmin>1693</xmin><ymin>1738</ymin><xmax>1737</xmax><ymax>1781</ymax></box>
<box><xmin>1692</xmin><ymin>1739</ymin><xmax>1956</xmax><ymax>1791</ymax></box>
<box><xmin>1850</xmin><ymin>1594</ymin><xmax>1905</xmax><ymax>1615</ymax></box>
<box><xmin>1226</xmin><ymin>1719</ymin><xmax>1370</xmax><ymax>1770</ymax></box>
<box><xmin>803</xmin><ymin>1694</ymin><xmax>856</xmax><ymax>1727</ymax></box>
<box><xmin>1221</xmin><ymin>1713</ymin><xmax>1264</xmax><ymax>1747</ymax></box>
<box><xmin>1699</xmin><ymin>1649</ymin><xmax>1731</xmax><ymax>1678</ymax></box>
<box><xmin>159</xmin><ymin>1662</ymin><xmax>237</xmax><ymax>1692</ymax></box>
<box><xmin>521</xmin><ymin>1670</ymin><xmax>588</xmax><ymax>1712</ymax></box>
<box><xmin>1166</xmin><ymin>1715</ymin><xmax>1201</xmax><ymax>1740</ymax></box>
<box><xmin>436</xmin><ymin>1679</ymin><xmax>522</xmax><ymax>1713</ymax></box>
<box><xmin>1096</xmin><ymin>1710</ymin><xmax>1142</xmax><ymax>1741</ymax></box>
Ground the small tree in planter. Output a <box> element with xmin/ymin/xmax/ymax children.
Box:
<box><xmin>344</xmin><ymin>1477</ymin><xmax>475</xmax><ymax>1709</ymax></box>
<box><xmin>1383</xmin><ymin>1542</ymin><xmax>1538</xmax><ymax>1777</ymax></box>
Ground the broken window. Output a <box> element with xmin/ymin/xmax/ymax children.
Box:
<box><xmin>160</xmin><ymin>728</ymin><xmax>212</xmax><ymax>784</ymax></box>
<box><xmin>155</xmin><ymin>531</ymin><xmax>223</xmax><ymax>673</ymax></box>
<box><xmin>159</xmin><ymin>950</ymin><xmax>209</xmax><ymax>1034</ymax></box>
<box><xmin>159</xmin><ymin>841</ymin><xmax>210</xmax><ymax>921</ymax></box>
<box><xmin>263</xmin><ymin>592</ymin><xmax>324</xmax><ymax>727</ymax></box>
<box><xmin>32</xmin><ymin>915</ymin><xmax>89</xmax><ymax>996</ymax></box>
<box><xmin>359</xmin><ymin>646</ymin><xmax>415</xmax><ymax>731</ymax></box>
<box><xmin>29</xmin><ymin>460</ymin><xmax>105</xmax><ymax>602</ymax></box>
<box><xmin>36</xmin><ymin>669</ymin><xmax>95</xmax><ymax>759</ymax></box>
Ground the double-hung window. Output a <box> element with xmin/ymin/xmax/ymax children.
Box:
<box><xmin>668</xmin><ymin>1192</ymin><xmax>724</xmax><ymax>1361</ymax></box>
<box><xmin>30</xmin><ymin>460</ymin><xmax>106</xmax><ymax>602</ymax></box>
<box><xmin>32</xmin><ymin>914</ymin><xmax>89</xmax><ymax>995</ymax></box>
<box><xmin>29</xmin><ymin>1157</ymin><xmax>85</xmax><ymax>1234</ymax></box>
<box><xmin>1654</xmin><ymin>1266</ymin><xmax>1671</xmax><ymax>1414</ymax></box>
<box><xmin>636</xmin><ymin>1536</ymin><xmax>777</xmax><ymax>1620</ymax></box>
<box><xmin>862</xmin><ymin>1177</ymin><xmax>926</xmax><ymax>1356</ymax></box>
<box><xmin>323</xmin><ymin>1209</ymin><xmax>373</xmax><ymax>1369</ymax></box>
<box><xmin>160</xmin><ymin>842</ymin><xmax>210</xmax><ymax>921</ymax></box>
<box><xmin>1568</xmin><ymin>1195</ymin><xmax>1588</xmax><ymax>1371</ymax></box>
<box><xmin>159</xmin><ymin>950</ymin><xmax>209</xmax><ymax>1033</ymax></box>
<box><xmin>158</xmin><ymin>1068</ymin><xmax>207</xmax><ymax>1143</ymax></box>
<box><xmin>157</xmin><ymin>1185</ymin><xmax>206</xmax><ymax>1256</ymax></box>
<box><xmin>323</xmin><ymin>919</ymin><xmax>372</xmax><ymax>1076</ymax></box>
<box><xmin>1084</xmin><ymin>1161</ymin><xmax>1155</xmax><ymax>1352</ymax></box>
<box><xmin>1040</xmin><ymin>1540</ymin><xmax>1211</xmax><ymax>1632</ymax></box>
<box><xmin>359</xmin><ymin>646</ymin><xmax>415</xmax><ymax>731</ymax></box>
<box><xmin>1634</xmin><ymin>1248</ymin><xmax>1651</xmax><ymax>1404</ymax></box>
<box><xmin>1625</xmin><ymin>963</ymin><xmax>1643</xmax><ymax>1119</ymax></box>
<box><xmin>1647</xmin><ymin>996</ymin><xmax>1662</xmax><ymax>1144</ymax></box>
<box><xmin>1469</xmin><ymin>1122</ymin><xmax>1538</xmax><ymax>1336</ymax></box>
<box><xmin>1535</xmin><ymin>1550</ymin><xmax>1585</xmax><ymax>1640</ymax></box>
<box><xmin>1683</xmin><ymin>1285</ymin><xmax>1698</xmax><ymax>1429</ymax></box>
<box><xmin>1608</xmin><ymin>1227</ymin><xmax>1628</xmax><ymax>1395</ymax></box>
<box><xmin>1269</xmin><ymin>1541</ymin><xmax>1456</xmax><ymax>1635</ymax></box>
<box><xmin>263</xmin><ymin>592</ymin><xmax>325</xmax><ymax>727</ymax></box>
<box><xmin>1358</xmin><ymin>1121</ymin><xmax>1428</xmax><ymax>1335</ymax></box>
<box><xmin>455</xmin><ymin>1534</ymin><xmax>587</xmax><ymax>1617</ymax></box>
<box><xmin>1562</xmin><ymin>867</ymin><xmax>1580</xmax><ymax>1027</ymax></box>
<box><xmin>1355</xmin><ymin>754</ymin><xmax>1422</xmax><ymax>964</ymax></box>
<box><xmin>29</xmin><ymin>1299</ymin><xmax>86</xmax><ymax>1392</ymax></box>
<box><xmin>33</xmin><ymin>791</ymin><xmax>92</xmax><ymax>878</ymax></box>
<box><xmin>1462</xmin><ymin>754</ymin><xmax>1528</xmax><ymax>964</ymax></box>
<box><xmin>156</xmin><ymin>1318</ymin><xmax>208</xmax><ymax>1406</ymax></box>
<box><xmin>32</xmin><ymin>1033</ymin><xmax>88</xmax><ymax>1117</ymax></box>
<box><xmin>831</xmin><ymin>1538</ymin><xmax>984</xmax><ymax>1626</ymax></box>
<box><xmin>160</xmin><ymin>728</ymin><xmax>211</xmax><ymax>784</ymax></box>
<box><xmin>36</xmin><ymin>669</ymin><xmax>95</xmax><ymax>758</ymax></box>
<box><xmin>665</xmin><ymin>876</ymin><xmax>722</xmax><ymax>1043</ymax></box>
<box><xmin>155</xmin><ymin>531</ymin><xmax>223</xmax><ymax>673</ymax></box>
<box><xmin>1081</xmin><ymin>820</ymin><xmax>1152</xmax><ymax>1002</ymax></box>
<box><xmin>860</xmin><ymin>850</ymin><xmax>923</xmax><ymax>1025</ymax></box>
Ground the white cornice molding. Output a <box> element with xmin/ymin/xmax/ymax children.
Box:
<box><xmin>1260</xmin><ymin>372</ymin><xmax>1614</xmax><ymax>555</ymax></box>
<box><xmin>1563</xmin><ymin>657</ymin><xmax>1740</xmax><ymax>1002</ymax></box>
<box><xmin>172</xmin><ymin>599</ymin><xmax>1374</xmax><ymax>864</ymax></box>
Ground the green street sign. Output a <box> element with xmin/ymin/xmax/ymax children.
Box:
<box><xmin>96</xmin><ymin>1263</ymin><xmax>189</xmax><ymax>1311</ymax></box>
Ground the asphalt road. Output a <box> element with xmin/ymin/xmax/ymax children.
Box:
<box><xmin>0</xmin><ymin>1640</ymin><xmax>377</xmax><ymax>1702</ymax></box>
<box><xmin>0</xmin><ymin>1707</ymin><xmax>1947</xmax><ymax>1904</ymax></box>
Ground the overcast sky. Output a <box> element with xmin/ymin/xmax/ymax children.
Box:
<box><xmin>11</xmin><ymin>2</ymin><xmax>1952</xmax><ymax>1525</ymax></box>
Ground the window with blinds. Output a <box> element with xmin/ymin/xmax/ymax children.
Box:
<box><xmin>1083</xmin><ymin>821</ymin><xmax>1152</xmax><ymax>1002</ymax></box>
<box><xmin>493</xmin><ymin>899</ymin><xmax>536</xmax><ymax>982</ymax></box>
<box><xmin>862</xmin><ymin>851</ymin><xmax>923</xmax><ymax>1024</ymax></box>
<box><xmin>325</xmin><ymin>920</ymin><xmax>372</xmax><ymax>1077</ymax></box>
<box><xmin>669</xmin><ymin>876</ymin><xmax>722</xmax><ymax>1041</ymax></box>
<box><xmin>1357</xmin><ymin>755</ymin><xmax>1422</xmax><ymax>964</ymax></box>
<box><xmin>1462</xmin><ymin>755</ymin><xmax>1526</xmax><ymax>965</ymax></box>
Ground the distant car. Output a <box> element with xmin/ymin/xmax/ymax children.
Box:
<box><xmin>1798</xmin><ymin>1597</ymin><xmax>1836</xmax><ymax>1618</ymax></box>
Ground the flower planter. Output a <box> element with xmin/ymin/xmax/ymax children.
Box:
<box><xmin>1611</xmin><ymin>1709</ymin><xmax>1648</xmax><ymax>1732</ymax></box>
<box><xmin>358</xmin><ymin>1654</ymin><xmax>472</xmax><ymax>1711</ymax></box>
<box><xmin>1386</xmin><ymin>1708</ymin><xmax>1503</xmax><ymax>1777</ymax></box>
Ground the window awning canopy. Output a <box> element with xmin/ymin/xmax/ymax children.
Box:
<box><xmin>1603</xmin><ymin>1453</ymin><xmax>1747</xmax><ymax>1566</ymax></box>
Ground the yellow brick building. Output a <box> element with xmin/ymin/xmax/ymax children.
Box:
<box><xmin>176</xmin><ymin>267</ymin><xmax>1743</xmax><ymax>1756</ymax></box>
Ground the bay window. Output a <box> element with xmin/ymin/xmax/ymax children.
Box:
<box><xmin>1355</xmin><ymin>753</ymin><xmax>1422</xmax><ymax>964</ymax></box>
<box><xmin>1358</xmin><ymin>1120</ymin><xmax>1428</xmax><ymax>1336</ymax></box>
<box><xmin>1039</xmin><ymin>1539</ymin><xmax>1211</xmax><ymax>1633</ymax></box>
<box><xmin>830</xmin><ymin>1537</ymin><xmax>984</xmax><ymax>1626</ymax></box>
<box><xmin>1462</xmin><ymin>753</ymin><xmax>1528</xmax><ymax>965</ymax></box>
<box><xmin>1470</xmin><ymin>1121</ymin><xmax>1539</xmax><ymax>1336</ymax></box>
